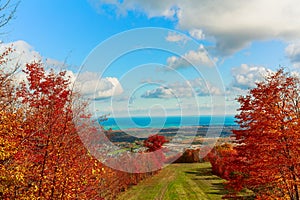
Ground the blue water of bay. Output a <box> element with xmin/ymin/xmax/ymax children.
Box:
<box><xmin>99</xmin><ymin>116</ymin><xmax>237</xmax><ymax>130</ymax></box>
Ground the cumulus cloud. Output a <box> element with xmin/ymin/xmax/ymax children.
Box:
<box><xmin>165</xmin><ymin>31</ymin><xmax>188</xmax><ymax>43</ymax></box>
<box><xmin>141</xmin><ymin>78</ymin><xmax>222</xmax><ymax>99</ymax></box>
<box><xmin>0</xmin><ymin>40</ymin><xmax>68</xmax><ymax>71</ymax></box>
<box><xmin>188</xmin><ymin>78</ymin><xmax>223</xmax><ymax>96</ymax></box>
<box><xmin>0</xmin><ymin>40</ymin><xmax>69</xmax><ymax>83</ymax></box>
<box><xmin>0</xmin><ymin>40</ymin><xmax>123</xmax><ymax>100</ymax></box>
<box><xmin>141</xmin><ymin>86</ymin><xmax>174</xmax><ymax>99</ymax></box>
<box><xmin>0</xmin><ymin>40</ymin><xmax>42</xmax><ymax>66</ymax></box>
<box><xmin>75</xmin><ymin>72</ymin><xmax>123</xmax><ymax>100</ymax></box>
<box><xmin>189</xmin><ymin>29</ymin><xmax>205</xmax><ymax>40</ymax></box>
<box><xmin>92</xmin><ymin>0</ymin><xmax>300</xmax><ymax>55</ymax></box>
<box><xmin>285</xmin><ymin>42</ymin><xmax>300</xmax><ymax>68</ymax></box>
<box><xmin>231</xmin><ymin>64</ymin><xmax>270</xmax><ymax>90</ymax></box>
<box><xmin>140</xmin><ymin>78</ymin><xmax>165</xmax><ymax>84</ymax></box>
<box><xmin>45</xmin><ymin>58</ymin><xmax>66</xmax><ymax>69</ymax></box>
<box><xmin>166</xmin><ymin>45</ymin><xmax>215</xmax><ymax>69</ymax></box>
<box><xmin>291</xmin><ymin>71</ymin><xmax>300</xmax><ymax>78</ymax></box>
<box><xmin>92</xmin><ymin>0</ymin><xmax>179</xmax><ymax>18</ymax></box>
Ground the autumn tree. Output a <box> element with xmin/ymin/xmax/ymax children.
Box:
<box><xmin>0</xmin><ymin>8</ymin><xmax>23</xmax><ymax>197</ymax></box>
<box><xmin>227</xmin><ymin>69</ymin><xmax>300</xmax><ymax>199</ymax></box>
<box><xmin>13</xmin><ymin>62</ymin><xmax>106</xmax><ymax>199</ymax></box>
<box><xmin>143</xmin><ymin>134</ymin><xmax>168</xmax><ymax>152</ymax></box>
<box><xmin>0</xmin><ymin>50</ymin><xmax>160</xmax><ymax>199</ymax></box>
<box><xmin>205</xmin><ymin>143</ymin><xmax>237</xmax><ymax>179</ymax></box>
<box><xmin>0</xmin><ymin>47</ymin><xmax>30</xmax><ymax>198</ymax></box>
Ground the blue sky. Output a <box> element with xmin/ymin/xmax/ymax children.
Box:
<box><xmin>3</xmin><ymin>0</ymin><xmax>300</xmax><ymax>117</ymax></box>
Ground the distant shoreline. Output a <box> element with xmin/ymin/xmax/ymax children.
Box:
<box><xmin>100</xmin><ymin>116</ymin><xmax>237</xmax><ymax>131</ymax></box>
<box><xmin>104</xmin><ymin>125</ymin><xmax>237</xmax><ymax>143</ymax></box>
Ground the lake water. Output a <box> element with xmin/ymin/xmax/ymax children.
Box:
<box><xmin>99</xmin><ymin>116</ymin><xmax>237</xmax><ymax>130</ymax></box>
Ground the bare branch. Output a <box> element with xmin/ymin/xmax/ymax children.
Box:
<box><xmin>0</xmin><ymin>0</ymin><xmax>19</xmax><ymax>29</ymax></box>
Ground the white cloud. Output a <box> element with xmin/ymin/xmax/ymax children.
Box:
<box><xmin>140</xmin><ymin>78</ymin><xmax>165</xmax><ymax>84</ymax></box>
<box><xmin>0</xmin><ymin>41</ymin><xmax>123</xmax><ymax>100</ymax></box>
<box><xmin>187</xmin><ymin>78</ymin><xmax>223</xmax><ymax>96</ymax></box>
<box><xmin>227</xmin><ymin>65</ymin><xmax>300</xmax><ymax>100</ymax></box>
<box><xmin>285</xmin><ymin>42</ymin><xmax>300</xmax><ymax>68</ymax></box>
<box><xmin>291</xmin><ymin>71</ymin><xmax>300</xmax><ymax>78</ymax></box>
<box><xmin>93</xmin><ymin>0</ymin><xmax>179</xmax><ymax>18</ymax></box>
<box><xmin>165</xmin><ymin>31</ymin><xmax>188</xmax><ymax>43</ymax></box>
<box><xmin>92</xmin><ymin>0</ymin><xmax>300</xmax><ymax>55</ymax></box>
<box><xmin>231</xmin><ymin>64</ymin><xmax>270</xmax><ymax>90</ymax></box>
<box><xmin>0</xmin><ymin>40</ymin><xmax>69</xmax><ymax>83</ymax></box>
<box><xmin>141</xmin><ymin>78</ymin><xmax>222</xmax><ymax>99</ymax></box>
<box><xmin>0</xmin><ymin>40</ymin><xmax>67</xmax><ymax>71</ymax></box>
<box><xmin>189</xmin><ymin>29</ymin><xmax>205</xmax><ymax>40</ymax></box>
<box><xmin>166</xmin><ymin>45</ymin><xmax>215</xmax><ymax>69</ymax></box>
<box><xmin>45</xmin><ymin>58</ymin><xmax>66</xmax><ymax>69</ymax></box>
<box><xmin>225</xmin><ymin>65</ymin><xmax>271</xmax><ymax>113</ymax></box>
<box><xmin>75</xmin><ymin>71</ymin><xmax>123</xmax><ymax>100</ymax></box>
<box><xmin>0</xmin><ymin>40</ymin><xmax>42</xmax><ymax>66</ymax></box>
<box><xmin>141</xmin><ymin>86</ymin><xmax>174</xmax><ymax>99</ymax></box>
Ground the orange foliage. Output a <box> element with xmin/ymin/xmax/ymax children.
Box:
<box><xmin>0</xmin><ymin>50</ymin><xmax>158</xmax><ymax>199</ymax></box>
<box><xmin>143</xmin><ymin>134</ymin><xmax>168</xmax><ymax>152</ymax></box>
<box><xmin>226</xmin><ymin>69</ymin><xmax>300</xmax><ymax>199</ymax></box>
<box><xmin>205</xmin><ymin>143</ymin><xmax>237</xmax><ymax>180</ymax></box>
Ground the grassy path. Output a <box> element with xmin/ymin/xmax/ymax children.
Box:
<box><xmin>117</xmin><ymin>162</ymin><xmax>227</xmax><ymax>200</ymax></box>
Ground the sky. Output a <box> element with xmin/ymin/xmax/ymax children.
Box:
<box><xmin>2</xmin><ymin>0</ymin><xmax>300</xmax><ymax>118</ymax></box>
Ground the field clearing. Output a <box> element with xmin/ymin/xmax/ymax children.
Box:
<box><xmin>117</xmin><ymin>162</ymin><xmax>227</xmax><ymax>200</ymax></box>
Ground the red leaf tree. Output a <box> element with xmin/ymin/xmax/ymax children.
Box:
<box><xmin>0</xmin><ymin>55</ymin><xmax>162</xmax><ymax>199</ymax></box>
<box><xmin>0</xmin><ymin>47</ymin><xmax>32</xmax><ymax>198</ymax></box>
<box><xmin>205</xmin><ymin>143</ymin><xmax>237</xmax><ymax>180</ymax></box>
<box><xmin>143</xmin><ymin>134</ymin><xmax>168</xmax><ymax>152</ymax></box>
<box><xmin>226</xmin><ymin>69</ymin><xmax>300</xmax><ymax>199</ymax></box>
<box><xmin>15</xmin><ymin>62</ymin><xmax>105</xmax><ymax>199</ymax></box>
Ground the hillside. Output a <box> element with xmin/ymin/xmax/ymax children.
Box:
<box><xmin>117</xmin><ymin>162</ymin><xmax>227</xmax><ymax>200</ymax></box>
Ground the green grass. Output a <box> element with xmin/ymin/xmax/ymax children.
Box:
<box><xmin>116</xmin><ymin>162</ymin><xmax>228</xmax><ymax>200</ymax></box>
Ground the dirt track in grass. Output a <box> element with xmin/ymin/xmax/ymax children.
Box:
<box><xmin>116</xmin><ymin>162</ymin><xmax>227</xmax><ymax>200</ymax></box>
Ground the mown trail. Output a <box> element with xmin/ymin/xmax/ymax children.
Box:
<box><xmin>116</xmin><ymin>162</ymin><xmax>227</xmax><ymax>200</ymax></box>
